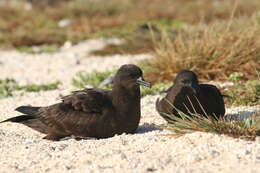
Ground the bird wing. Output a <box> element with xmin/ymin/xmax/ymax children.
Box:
<box><xmin>37</xmin><ymin>88</ymin><xmax>114</xmax><ymax>136</ymax></box>
<box><xmin>61</xmin><ymin>88</ymin><xmax>111</xmax><ymax>113</ymax></box>
<box><xmin>199</xmin><ymin>84</ymin><xmax>225</xmax><ymax>116</ymax></box>
<box><xmin>199</xmin><ymin>84</ymin><xmax>223</xmax><ymax>99</ymax></box>
<box><xmin>156</xmin><ymin>97</ymin><xmax>174</xmax><ymax>122</ymax></box>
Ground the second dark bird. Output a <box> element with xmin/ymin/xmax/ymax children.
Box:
<box><xmin>1</xmin><ymin>64</ymin><xmax>151</xmax><ymax>141</ymax></box>
<box><xmin>156</xmin><ymin>70</ymin><xmax>225</xmax><ymax>121</ymax></box>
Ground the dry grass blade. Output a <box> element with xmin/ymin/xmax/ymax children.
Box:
<box><xmin>186</xmin><ymin>95</ymin><xmax>197</xmax><ymax>114</ymax></box>
<box><xmin>193</xmin><ymin>95</ymin><xmax>208</xmax><ymax>117</ymax></box>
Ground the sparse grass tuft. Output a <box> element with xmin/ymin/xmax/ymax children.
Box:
<box><xmin>162</xmin><ymin>106</ymin><xmax>260</xmax><ymax>140</ymax></box>
<box><xmin>0</xmin><ymin>78</ymin><xmax>60</xmax><ymax>98</ymax></box>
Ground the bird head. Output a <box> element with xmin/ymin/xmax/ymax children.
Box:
<box><xmin>114</xmin><ymin>64</ymin><xmax>151</xmax><ymax>89</ymax></box>
<box><xmin>174</xmin><ymin>70</ymin><xmax>199</xmax><ymax>94</ymax></box>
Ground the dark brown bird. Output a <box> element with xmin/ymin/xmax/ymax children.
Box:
<box><xmin>1</xmin><ymin>64</ymin><xmax>151</xmax><ymax>141</ymax></box>
<box><xmin>156</xmin><ymin>70</ymin><xmax>225</xmax><ymax>121</ymax></box>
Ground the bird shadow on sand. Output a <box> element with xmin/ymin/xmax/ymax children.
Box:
<box><xmin>59</xmin><ymin>123</ymin><xmax>163</xmax><ymax>141</ymax></box>
<box><xmin>136</xmin><ymin>123</ymin><xmax>163</xmax><ymax>134</ymax></box>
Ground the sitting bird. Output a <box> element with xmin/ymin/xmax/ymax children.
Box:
<box><xmin>1</xmin><ymin>64</ymin><xmax>151</xmax><ymax>141</ymax></box>
<box><xmin>156</xmin><ymin>70</ymin><xmax>225</xmax><ymax>121</ymax></box>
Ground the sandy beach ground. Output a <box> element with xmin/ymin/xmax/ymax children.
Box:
<box><xmin>0</xmin><ymin>39</ymin><xmax>259</xmax><ymax>173</ymax></box>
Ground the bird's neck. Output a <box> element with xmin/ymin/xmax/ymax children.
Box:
<box><xmin>111</xmin><ymin>85</ymin><xmax>141</xmax><ymax>133</ymax></box>
<box><xmin>111</xmin><ymin>85</ymin><xmax>141</xmax><ymax>109</ymax></box>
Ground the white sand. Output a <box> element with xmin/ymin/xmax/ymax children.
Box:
<box><xmin>0</xmin><ymin>39</ymin><xmax>259</xmax><ymax>173</ymax></box>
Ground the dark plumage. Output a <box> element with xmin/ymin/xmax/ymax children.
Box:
<box><xmin>156</xmin><ymin>70</ymin><xmax>225</xmax><ymax>121</ymax></box>
<box><xmin>1</xmin><ymin>64</ymin><xmax>151</xmax><ymax>141</ymax></box>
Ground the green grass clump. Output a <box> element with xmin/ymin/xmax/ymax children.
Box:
<box><xmin>0</xmin><ymin>78</ymin><xmax>60</xmax><ymax>98</ymax></box>
<box><xmin>162</xmin><ymin>106</ymin><xmax>260</xmax><ymax>140</ymax></box>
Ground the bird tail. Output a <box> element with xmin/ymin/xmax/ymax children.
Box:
<box><xmin>15</xmin><ymin>106</ymin><xmax>41</xmax><ymax>115</ymax></box>
<box><xmin>1</xmin><ymin>106</ymin><xmax>49</xmax><ymax>134</ymax></box>
<box><xmin>0</xmin><ymin>115</ymin><xmax>35</xmax><ymax>123</ymax></box>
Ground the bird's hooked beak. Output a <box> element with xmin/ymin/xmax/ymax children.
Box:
<box><xmin>136</xmin><ymin>77</ymin><xmax>152</xmax><ymax>88</ymax></box>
